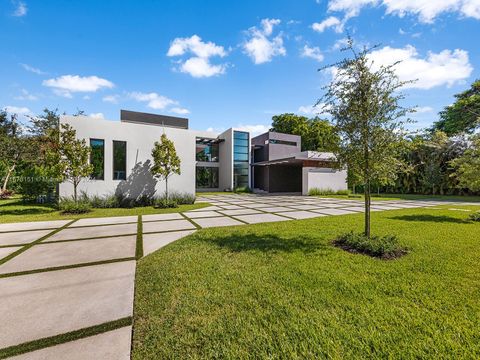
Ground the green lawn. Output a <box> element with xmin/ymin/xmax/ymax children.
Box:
<box><xmin>317</xmin><ymin>193</ymin><xmax>480</xmax><ymax>202</ymax></box>
<box><xmin>0</xmin><ymin>198</ymin><xmax>208</xmax><ymax>223</ymax></box>
<box><xmin>132</xmin><ymin>205</ymin><xmax>480</xmax><ymax>359</ymax></box>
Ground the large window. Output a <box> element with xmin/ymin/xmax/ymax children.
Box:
<box><xmin>196</xmin><ymin>139</ymin><xmax>219</xmax><ymax>162</ymax></box>
<box><xmin>113</xmin><ymin>141</ymin><xmax>127</xmax><ymax>180</ymax></box>
<box><xmin>196</xmin><ymin>167</ymin><xmax>219</xmax><ymax>188</ymax></box>
<box><xmin>233</xmin><ymin>131</ymin><xmax>249</xmax><ymax>188</ymax></box>
<box><xmin>90</xmin><ymin>139</ymin><xmax>104</xmax><ymax>180</ymax></box>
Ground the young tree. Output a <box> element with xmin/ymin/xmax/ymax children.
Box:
<box><xmin>319</xmin><ymin>39</ymin><xmax>415</xmax><ymax>237</ymax></box>
<box><xmin>0</xmin><ymin>111</ymin><xmax>35</xmax><ymax>195</ymax></box>
<box><xmin>450</xmin><ymin>135</ymin><xmax>480</xmax><ymax>192</ymax></box>
<box><xmin>151</xmin><ymin>133</ymin><xmax>181</xmax><ymax>199</ymax></box>
<box><xmin>47</xmin><ymin>123</ymin><xmax>93</xmax><ymax>202</ymax></box>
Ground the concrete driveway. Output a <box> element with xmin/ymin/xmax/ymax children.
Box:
<box><xmin>0</xmin><ymin>194</ymin><xmax>473</xmax><ymax>358</ymax></box>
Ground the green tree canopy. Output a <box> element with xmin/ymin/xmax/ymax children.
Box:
<box><xmin>46</xmin><ymin>123</ymin><xmax>93</xmax><ymax>202</ymax></box>
<box><xmin>450</xmin><ymin>135</ymin><xmax>480</xmax><ymax>191</ymax></box>
<box><xmin>270</xmin><ymin>113</ymin><xmax>339</xmax><ymax>152</ymax></box>
<box><xmin>151</xmin><ymin>133</ymin><xmax>181</xmax><ymax>199</ymax></box>
<box><xmin>431</xmin><ymin>79</ymin><xmax>480</xmax><ymax>136</ymax></box>
<box><xmin>319</xmin><ymin>39</ymin><xmax>414</xmax><ymax>237</ymax></box>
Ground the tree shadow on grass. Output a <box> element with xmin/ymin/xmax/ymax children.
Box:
<box><xmin>389</xmin><ymin>214</ymin><xmax>469</xmax><ymax>224</ymax></box>
<box><xmin>201</xmin><ymin>233</ymin><xmax>325</xmax><ymax>254</ymax></box>
<box><xmin>0</xmin><ymin>207</ymin><xmax>55</xmax><ymax>216</ymax></box>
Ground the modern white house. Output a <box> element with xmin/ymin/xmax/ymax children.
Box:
<box><xmin>59</xmin><ymin>110</ymin><xmax>347</xmax><ymax>198</ymax></box>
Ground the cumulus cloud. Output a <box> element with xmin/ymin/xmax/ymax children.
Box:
<box><xmin>20</xmin><ymin>63</ymin><xmax>46</xmax><ymax>75</ymax></box>
<box><xmin>243</xmin><ymin>18</ymin><xmax>286</xmax><ymax>64</ymax></box>
<box><xmin>43</xmin><ymin>75</ymin><xmax>114</xmax><ymax>98</ymax></box>
<box><xmin>312</xmin><ymin>16</ymin><xmax>344</xmax><ymax>33</ymax></box>
<box><xmin>298</xmin><ymin>104</ymin><xmax>323</xmax><ymax>115</ymax></box>
<box><xmin>3</xmin><ymin>105</ymin><xmax>31</xmax><ymax>114</ymax></box>
<box><xmin>327</xmin><ymin>0</ymin><xmax>480</xmax><ymax>23</ymax></box>
<box><xmin>367</xmin><ymin>45</ymin><xmax>473</xmax><ymax>89</ymax></box>
<box><xmin>12</xmin><ymin>1</ymin><xmax>27</xmax><ymax>17</ymax></box>
<box><xmin>169</xmin><ymin>107</ymin><xmax>190</xmax><ymax>115</ymax></box>
<box><xmin>416</xmin><ymin>106</ymin><xmax>434</xmax><ymax>113</ymax></box>
<box><xmin>301</xmin><ymin>45</ymin><xmax>324</xmax><ymax>62</ymax></box>
<box><xmin>128</xmin><ymin>91</ymin><xmax>190</xmax><ymax>115</ymax></box>
<box><xmin>235</xmin><ymin>124</ymin><xmax>270</xmax><ymax>135</ymax></box>
<box><xmin>89</xmin><ymin>112</ymin><xmax>105</xmax><ymax>119</ymax></box>
<box><xmin>167</xmin><ymin>35</ymin><xmax>227</xmax><ymax>78</ymax></box>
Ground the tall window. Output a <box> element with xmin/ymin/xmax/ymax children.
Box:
<box><xmin>196</xmin><ymin>139</ymin><xmax>219</xmax><ymax>162</ymax></box>
<box><xmin>113</xmin><ymin>141</ymin><xmax>127</xmax><ymax>180</ymax></box>
<box><xmin>90</xmin><ymin>139</ymin><xmax>104</xmax><ymax>180</ymax></box>
<box><xmin>196</xmin><ymin>167</ymin><xmax>219</xmax><ymax>188</ymax></box>
<box><xmin>233</xmin><ymin>131</ymin><xmax>249</xmax><ymax>188</ymax></box>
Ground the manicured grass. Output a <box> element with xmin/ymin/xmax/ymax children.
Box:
<box><xmin>0</xmin><ymin>197</ymin><xmax>208</xmax><ymax>224</ymax></box>
<box><xmin>132</xmin><ymin>205</ymin><xmax>480</xmax><ymax>359</ymax></box>
<box><xmin>316</xmin><ymin>193</ymin><xmax>480</xmax><ymax>202</ymax></box>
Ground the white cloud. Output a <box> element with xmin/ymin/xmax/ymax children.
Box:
<box><xmin>332</xmin><ymin>37</ymin><xmax>350</xmax><ymax>50</ymax></box>
<box><xmin>327</xmin><ymin>0</ymin><xmax>480</xmax><ymax>23</ymax></box>
<box><xmin>367</xmin><ymin>45</ymin><xmax>473</xmax><ymax>89</ymax></box>
<box><xmin>43</xmin><ymin>75</ymin><xmax>114</xmax><ymax>97</ymax></box>
<box><xmin>3</xmin><ymin>106</ymin><xmax>30</xmax><ymax>114</ymax></box>
<box><xmin>180</xmin><ymin>57</ymin><xmax>226</xmax><ymax>78</ymax></box>
<box><xmin>167</xmin><ymin>35</ymin><xmax>227</xmax><ymax>78</ymax></box>
<box><xmin>312</xmin><ymin>16</ymin><xmax>344</xmax><ymax>33</ymax></box>
<box><xmin>243</xmin><ymin>18</ymin><xmax>286</xmax><ymax>64</ymax></box>
<box><xmin>89</xmin><ymin>112</ymin><xmax>105</xmax><ymax>119</ymax></box>
<box><xmin>298</xmin><ymin>104</ymin><xmax>322</xmax><ymax>115</ymax></box>
<box><xmin>235</xmin><ymin>124</ymin><xmax>270</xmax><ymax>136</ymax></box>
<box><xmin>20</xmin><ymin>63</ymin><xmax>46</xmax><ymax>75</ymax></box>
<box><xmin>128</xmin><ymin>92</ymin><xmax>177</xmax><ymax>110</ymax></box>
<box><xmin>170</xmin><ymin>107</ymin><xmax>190</xmax><ymax>115</ymax></box>
<box><xmin>12</xmin><ymin>1</ymin><xmax>27</xmax><ymax>17</ymax></box>
<box><xmin>102</xmin><ymin>94</ymin><xmax>120</xmax><ymax>104</ymax></box>
<box><xmin>416</xmin><ymin>106</ymin><xmax>434</xmax><ymax>113</ymax></box>
<box><xmin>14</xmin><ymin>89</ymin><xmax>37</xmax><ymax>101</ymax></box>
<box><xmin>301</xmin><ymin>45</ymin><xmax>324</xmax><ymax>62</ymax></box>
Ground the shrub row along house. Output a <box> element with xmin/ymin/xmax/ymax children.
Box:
<box><xmin>59</xmin><ymin>110</ymin><xmax>347</xmax><ymax>198</ymax></box>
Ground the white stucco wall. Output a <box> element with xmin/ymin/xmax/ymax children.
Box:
<box><xmin>59</xmin><ymin>115</ymin><xmax>219</xmax><ymax>198</ymax></box>
<box><xmin>302</xmin><ymin>167</ymin><xmax>348</xmax><ymax>195</ymax></box>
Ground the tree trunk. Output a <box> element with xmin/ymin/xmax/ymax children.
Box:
<box><xmin>73</xmin><ymin>181</ymin><xmax>78</xmax><ymax>203</ymax></box>
<box><xmin>165</xmin><ymin>177</ymin><xmax>168</xmax><ymax>200</ymax></box>
<box><xmin>2</xmin><ymin>164</ymin><xmax>16</xmax><ymax>192</ymax></box>
<box><xmin>364</xmin><ymin>180</ymin><xmax>371</xmax><ymax>238</ymax></box>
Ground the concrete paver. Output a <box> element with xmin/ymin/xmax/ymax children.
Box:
<box><xmin>192</xmin><ymin>216</ymin><xmax>244</xmax><ymax>228</ymax></box>
<box><xmin>47</xmin><ymin>223</ymin><xmax>138</xmax><ymax>242</ymax></box>
<box><xmin>183</xmin><ymin>211</ymin><xmax>222</xmax><ymax>219</ymax></box>
<box><xmin>142</xmin><ymin>213</ymin><xmax>184</xmax><ymax>222</ymax></box>
<box><xmin>0</xmin><ymin>246</ymin><xmax>22</xmax><ymax>259</ymax></box>
<box><xmin>69</xmin><ymin>216</ymin><xmax>138</xmax><ymax>228</ymax></box>
<box><xmin>233</xmin><ymin>213</ymin><xmax>292</xmax><ymax>224</ymax></box>
<box><xmin>280</xmin><ymin>211</ymin><xmax>326</xmax><ymax>220</ymax></box>
<box><xmin>259</xmin><ymin>206</ymin><xmax>295</xmax><ymax>213</ymax></box>
<box><xmin>0</xmin><ymin>229</ymin><xmax>53</xmax><ymax>246</ymax></box>
<box><xmin>143</xmin><ymin>219</ymin><xmax>196</xmax><ymax>233</ymax></box>
<box><xmin>0</xmin><ymin>236</ymin><xmax>136</xmax><ymax>274</ymax></box>
<box><xmin>218</xmin><ymin>208</ymin><xmax>262</xmax><ymax>216</ymax></box>
<box><xmin>9</xmin><ymin>326</ymin><xmax>133</xmax><ymax>360</ymax></box>
<box><xmin>143</xmin><ymin>230</ymin><xmax>196</xmax><ymax>256</ymax></box>
<box><xmin>312</xmin><ymin>208</ymin><xmax>357</xmax><ymax>216</ymax></box>
<box><xmin>0</xmin><ymin>220</ymin><xmax>70</xmax><ymax>233</ymax></box>
<box><xmin>0</xmin><ymin>261</ymin><xmax>136</xmax><ymax>349</ymax></box>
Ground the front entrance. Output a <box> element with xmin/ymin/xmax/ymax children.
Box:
<box><xmin>253</xmin><ymin>164</ymin><xmax>302</xmax><ymax>193</ymax></box>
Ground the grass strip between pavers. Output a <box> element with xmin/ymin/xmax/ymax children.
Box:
<box><xmin>0</xmin><ymin>317</ymin><xmax>132</xmax><ymax>359</ymax></box>
<box><xmin>0</xmin><ymin>257</ymin><xmax>135</xmax><ymax>278</ymax></box>
<box><xmin>0</xmin><ymin>219</ymin><xmax>78</xmax><ymax>266</ymax></box>
<box><xmin>136</xmin><ymin>215</ymin><xmax>143</xmax><ymax>259</ymax></box>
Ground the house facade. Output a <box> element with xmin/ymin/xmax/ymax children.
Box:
<box><xmin>59</xmin><ymin>110</ymin><xmax>347</xmax><ymax>198</ymax></box>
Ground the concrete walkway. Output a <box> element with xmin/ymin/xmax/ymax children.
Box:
<box><xmin>0</xmin><ymin>195</ymin><xmax>474</xmax><ymax>358</ymax></box>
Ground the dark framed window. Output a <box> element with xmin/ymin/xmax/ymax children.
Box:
<box><xmin>269</xmin><ymin>139</ymin><xmax>297</xmax><ymax>146</ymax></box>
<box><xmin>196</xmin><ymin>139</ymin><xmax>219</xmax><ymax>162</ymax></box>
<box><xmin>113</xmin><ymin>141</ymin><xmax>127</xmax><ymax>180</ymax></box>
<box><xmin>90</xmin><ymin>139</ymin><xmax>104</xmax><ymax>180</ymax></box>
<box><xmin>196</xmin><ymin>167</ymin><xmax>219</xmax><ymax>188</ymax></box>
<box><xmin>233</xmin><ymin>131</ymin><xmax>249</xmax><ymax>188</ymax></box>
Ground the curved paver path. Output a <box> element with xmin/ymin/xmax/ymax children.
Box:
<box><xmin>0</xmin><ymin>194</ymin><xmax>477</xmax><ymax>358</ymax></box>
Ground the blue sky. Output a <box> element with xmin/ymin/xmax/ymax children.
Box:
<box><xmin>1</xmin><ymin>0</ymin><xmax>479</xmax><ymax>133</ymax></box>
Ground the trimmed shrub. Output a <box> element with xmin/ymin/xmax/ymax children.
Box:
<box><xmin>333</xmin><ymin>231</ymin><xmax>407</xmax><ymax>259</ymax></box>
<box><xmin>234</xmin><ymin>186</ymin><xmax>252</xmax><ymax>194</ymax></box>
<box><xmin>469</xmin><ymin>212</ymin><xmax>480</xmax><ymax>222</ymax></box>
<box><xmin>154</xmin><ymin>198</ymin><xmax>178</xmax><ymax>209</ymax></box>
<box><xmin>308</xmin><ymin>188</ymin><xmax>351</xmax><ymax>196</ymax></box>
<box><xmin>58</xmin><ymin>198</ymin><xmax>92</xmax><ymax>214</ymax></box>
<box><xmin>348</xmin><ymin>194</ymin><xmax>362</xmax><ymax>198</ymax></box>
<box><xmin>336</xmin><ymin>189</ymin><xmax>351</xmax><ymax>195</ymax></box>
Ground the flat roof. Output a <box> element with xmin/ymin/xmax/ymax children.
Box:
<box><xmin>120</xmin><ymin>110</ymin><xmax>188</xmax><ymax>129</ymax></box>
